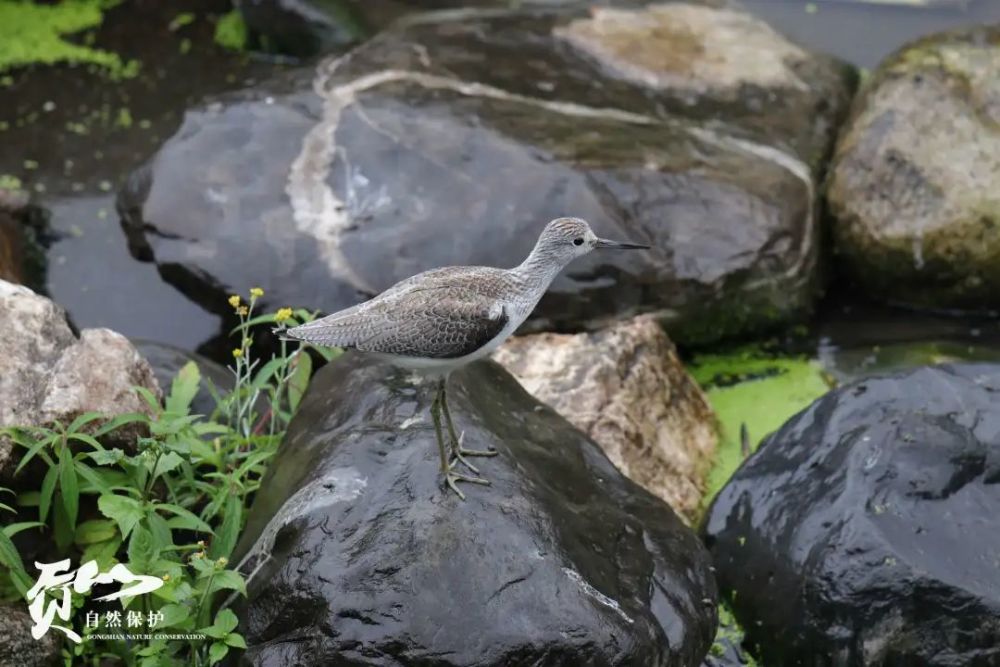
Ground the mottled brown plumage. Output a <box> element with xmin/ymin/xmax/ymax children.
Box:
<box><xmin>283</xmin><ymin>217</ymin><xmax>649</xmax><ymax>498</ymax></box>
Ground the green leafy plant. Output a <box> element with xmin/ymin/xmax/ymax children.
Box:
<box><xmin>0</xmin><ymin>289</ymin><xmax>337</xmax><ymax>666</ymax></box>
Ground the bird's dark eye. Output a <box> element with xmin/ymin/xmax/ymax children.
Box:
<box><xmin>573</xmin><ymin>238</ymin><xmax>584</xmax><ymax>246</ymax></box>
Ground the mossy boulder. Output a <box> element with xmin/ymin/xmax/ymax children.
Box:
<box><xmin>828</xmin><ymin>25</ymin><xmax>1000</xmax><ymax>311</ymax></box>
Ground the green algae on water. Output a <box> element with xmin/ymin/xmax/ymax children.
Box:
<box><xmin>708</xmin><ymin>602</ymin><xmax>758</xmax><ymax>665</ymax></box>
<box><xmin>0</xmin><ymin>0</ymin><xmax>136</xmax><ymax>77</ymax></box>
<box><xmin>690</xmin><ymin>347</ymin><xmax>832</xmax><ymax>503</ymax></box>
<box><xmin>214</xmin><ymin>10</ymin><xmax>247</xmax><ymax>52</ymax></box>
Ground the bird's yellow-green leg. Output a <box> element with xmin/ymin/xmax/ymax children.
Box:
<box><xmin>431</xmin><ymin>379</ymin><xmax>488</xmax><ymax>500</ymax></box>
<box><xmin>439</xmin><ymin>378</ymin><xmax>498</xmax><ymax>475</ymax></box>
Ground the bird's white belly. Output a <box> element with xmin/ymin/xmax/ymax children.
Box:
<box><xmin>375</xmin><ymin>300</ymin><xmax>530</xmax><ymax>375</ymax></box>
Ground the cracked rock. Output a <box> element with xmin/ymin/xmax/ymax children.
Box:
<box><xmin>0</xmin><ymin>280</ymin><xmax>161</xmax><ymax>483</ymax></box>
<box><xmin>494</xmin><ymin>315</ymin><xmax>717</xmax><ymax>522</ymax></box>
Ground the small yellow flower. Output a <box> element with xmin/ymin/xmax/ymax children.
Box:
<box><xmin>237</xmin><ymin>305</ymin><xmax>249</xmax><ymax>316</ymax></box>
<box><xmin>217</xmin><ymin>557</ymin><xmax>228</xmax><ymax>567</ymax></box>
<box><xmin>232</xmin><ymin>348</ymin><xmax>243</xmax><ymax>359</ymax></box>
<box><xmin>162</xmin><ymin>574</ymin><xmax>171</xmax><ymax>581</ymax></box>
<box><xmin>274</xmin><ymin>307</ymin><xmax>293</xmax><ymax>323</ymax></box>
<box><xmin>228</xmin><ymin>295</ymin><xmax>241</xmax><ymax>308</ymax></box>
<box><xmin>249</xmin><ymin>287</ymin><xmax>264</xmax><ymax>299</ymax></box>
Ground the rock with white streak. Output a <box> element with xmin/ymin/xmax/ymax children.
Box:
<box><xmin>0</xmin><ymin>280</ymin><xmax>161</xmax><ymax>482</ymax></box>
<box><xmin>494</xmin><ymin>316</ymin><xmax>716</xmax><ymax>521</ymax></box>
<box><xmin>119</xmin><ymin>2</ymin><xmax>855</xmax><ymax>345</ymax></box>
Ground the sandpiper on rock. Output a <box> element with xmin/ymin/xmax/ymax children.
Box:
<box><xmin>283</xmin><ymin>217</ymin><xmax>649</xmax><ymax>498</ymax></box>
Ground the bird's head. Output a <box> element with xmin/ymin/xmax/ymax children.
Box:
<box><xmin>535</xmin><ymin>217</ymin><xmax>649</xmax><ymax>265</ymax></box>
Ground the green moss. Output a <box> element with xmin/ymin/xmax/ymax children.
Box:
<box><xmin>691</xmin><ymin>347</ymin><xmax>832</xmax><ymax>503</ymax></box>
<box><xmin>214</xmin><ymin>10</ymin><xmax>247</xmax><ymax>52</ymax></box>
<box><xmin>0</xmin><ymin>0</ymin><xmax>136</xmax><ymax>77</ymax></box>
<box><xmin>708</xmin><ymin>602</ymin><xmax>758</xmax><ymax>666</ymax></box>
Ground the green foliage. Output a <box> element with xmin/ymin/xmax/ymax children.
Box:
<box><xmin>690</xmin><ymin>346</ymin><xmax>833</xmax><ymax>505</ymax></box>
<box><xmin>0</xmin><ymin>290</ymin><xmax>337</xmax><ymax>665</ymax></box>
<box><xmin>0</xmin><ymin>0</ymin><xmax>139</xmax><ymax>77</ymax></box>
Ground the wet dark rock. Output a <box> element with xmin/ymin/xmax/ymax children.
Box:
<box><xmin>120</xmin><ymin>3</ymin><xmax>854</xmax><ymax>345</ymax></box>
<box><xmin>703</xmin><ymin>363</ymin><xmax>1000</xmax><ymax>666</ymax></box>
<box><xmin>238</xmin><ymin>0</ymin><xmax>373</xmax><ymax>57</ymax></box>
<box><xmin>232</xmin><ymin>353</ymin><xmax>718</xmax><ymax>665</ymax></box>
<box><xmin>828</xmin><ymin>25</ymin><xmax>1000</xmax><ymax>312</ymax></box>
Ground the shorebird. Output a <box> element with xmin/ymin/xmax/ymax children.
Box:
<box><xmin>282</xmin><ymin>217</ymin><xmax>649</xmax><ymax>499</ymax></box>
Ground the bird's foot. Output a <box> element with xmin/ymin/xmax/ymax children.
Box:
<box><xmin>453</xmin><ymin>431</ymin><xmax>500</xmax><ymax>458</ymax></box>
<box><xmin>448</xmin><ymin>432</ymin><xmax>499</xmax><ymax>474</ymax></box>
<box><xmin>443</xmin><ymin>465</ymin><xmax>491</xmax><ymax>501</ymax></box>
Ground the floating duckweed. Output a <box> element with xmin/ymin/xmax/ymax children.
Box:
<box><xmin>168</xmin><ymin>12</ymin><xmax>195</xmax><ymax>32</ymax></box>
<box><xmin>115</xmin><ymin>107</ymin><xmax>132</xmax><ymax>128</ymax></box>
<box><xmin>690</xmin><ymin>347</ymin><xmax>832</xmax><ymax>505</ymax></box>
<box><xmin>214</xmin><ymin>9</ymin><xmax>247</xmax><ymax>52</ymax></box>
<box><xmin>0</xmin><ymin>0</ymin><xmax>137</xmax><ymax>78</ymax></box>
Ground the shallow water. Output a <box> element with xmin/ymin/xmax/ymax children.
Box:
<box><xmin>741</xmin><ymin>0</ymin><xmax>1000</xmax><ymax>67</ymax></box>
<box><xmin>0</xmin><ymin>0</ymin><xmax>289</xmax><ymax>355</ymax></box>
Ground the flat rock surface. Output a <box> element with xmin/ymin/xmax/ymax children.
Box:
<box><xmin>120</xmin><ymin>2</ymin><xmax>854</xmax><ymax>345</ymax></box>
<box><xmin>828</xmin><ymin>25</ymin><xmax>1000</xmax><ymax>311</ymax></box>
<box><xmin>703</xmin><ymin>363</ymin><xmax>1000</xmax><ymax>666</ymax></box>
<box><xmin>232</xmin><ymin>353</ymin><xmax>718</xmax><ymax>666</ymax></box>
<box><xmin>494</xmin><ymin>315</ymin><xmax>717</xmax><ymax>521</ymax></box>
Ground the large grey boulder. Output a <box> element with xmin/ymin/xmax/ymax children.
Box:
<box><xmin>0</xmin><ymin>280</ymin><xmax>161</xmax><ymax>482</ymax></box>
<box><xmin>232</xmin><ymin>354</ymin><xmax>718</xmax><ymax>665</ymax></box>
<box><xmin>494</xmin><ymin>315</ymin><xmax>717</xmax><ymax>521</ymax></box>
<box><xmin>119</xmin><ymin>3</ymin><xmax>854</xmax><ymax>345</ymax></box>
<box><xmin>828</xmin><ymin>25</ymin><xmax>1000</xmax><ymax>311</ymax></box>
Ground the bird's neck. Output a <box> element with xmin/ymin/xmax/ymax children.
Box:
<box><xmin>511</xmin><ymin>243</ymin><xmax>568</xmax><ymax>292</ymax></box>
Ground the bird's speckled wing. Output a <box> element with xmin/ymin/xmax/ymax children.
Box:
<box><xmin>285</xmin><ymin>267</ymin><xmax>513</xmax><ymax>359</ymax></box>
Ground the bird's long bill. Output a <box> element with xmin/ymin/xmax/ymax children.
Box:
<box><xmin>595</xmin><ymin>237</ymin><xmax>651</xmax><ymax>250</ymax></box>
